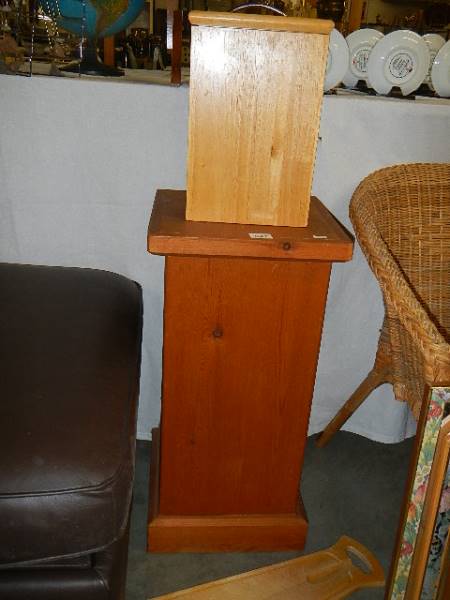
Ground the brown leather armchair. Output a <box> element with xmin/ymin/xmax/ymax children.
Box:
<box><xmin>0</xmin><ymin>263</ymin><xmax>143</xmax><ymax>599</ymax></box>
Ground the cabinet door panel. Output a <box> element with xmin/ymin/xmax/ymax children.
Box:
<box><xmin>159</xmin><ymin>256</ymin><xmax>331</xmax><ymax>516</ymax></box>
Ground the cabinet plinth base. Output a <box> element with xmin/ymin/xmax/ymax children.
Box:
<box><xmin>147</xmin><ymin>428</ymin><xmax>307</xmax><ymax>552</ymax></box>
<box><xmin>147</xmin><ymin>513</ymin><xmax>308</xmax><ymax>553</ymax></box>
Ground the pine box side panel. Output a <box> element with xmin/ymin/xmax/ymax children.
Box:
<box><xmin>186</xmin><ymin>26</ymin><xmax>329</xmax><ymax>227</ymax></box>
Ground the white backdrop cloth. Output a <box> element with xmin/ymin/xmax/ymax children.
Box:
<box><xmin>1</xmin><ymin>75</ymin><xmax>449</xmax><ymax>442</ymax></box>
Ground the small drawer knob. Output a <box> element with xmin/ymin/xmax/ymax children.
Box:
<box><xmin>212</xmin><ymin>328</ymin><xmax>223</xmax><ymax>338</ymax></box>
<box><xmin>282</xmin><ymin>241</ymin><xmax>291</xmax><ymax>251</ymax></box>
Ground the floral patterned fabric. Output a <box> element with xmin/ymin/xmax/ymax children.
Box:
<box><xmin>422</xmin><ymin>462</ymin><xmax>450</xmax><ymax>599</ymax></box>
<box><xmin>391</xmin><ymin>387</ymin><xmax>450</xmax><ymax>599</ymax></box>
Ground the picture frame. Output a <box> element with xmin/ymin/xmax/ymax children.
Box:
<box><xmin>388</xmin><ymin>387</ymin><xmax>450</xmax><ymax>600</ymax></box>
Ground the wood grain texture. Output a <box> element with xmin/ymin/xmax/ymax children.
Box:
<box><xmin>148</xmin><ymin>190</ymin><xmax>354</xmax><ymax>262</ymax></box>
<box><xmin>188</xmin><ymin>11</ymin><xmax>334</xmax><ymax>34</ymax></box>
<box><xmin>148</xmin><ymin>426</ymin><xmax>308</xmax><ymax>552</ymax></box>
<box><xmin>186</xmin><ymin>21</ymin><xmax>330</xmax><ymax>227</ymax></box>
<box><xmin>150</xmin><ymin>536</ymin><xmax>384</xmax><ymax>598</ymax></box>
<box><xmin>157</xmin><ymin>255</ymin><xmax>331</xmax><ymax>518</ymax></box>
<box><xmin>148</xmin><ymin>508</ymin><xmax>308</xmax><ymax>552</ymax></box>
<box><xmin>147</xmin><ymin>192</ymin><xmax>351</xmax><ymax>552</ymax></box>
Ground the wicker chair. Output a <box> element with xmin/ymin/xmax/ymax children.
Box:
<box><xmin>317</xmin><ymin>163</ymin><xmax>450</xmax><ymax>447</ymax></box>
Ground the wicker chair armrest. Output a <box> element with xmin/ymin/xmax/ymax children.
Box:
<box><xmin>351</xmin><ymin>208</ymin><xmax>450</xmax><ymax>386</ymax></box>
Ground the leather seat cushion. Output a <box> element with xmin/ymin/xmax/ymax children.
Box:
<box><xmin>0</xmin><ymin>264</ymin><xmax>142</xmax><ymax>566</ymax></box>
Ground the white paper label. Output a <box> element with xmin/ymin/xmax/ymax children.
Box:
<box><xmin>248</xmin><ymin>233</ymin><xmax>273</xmax><ymax>240</ymax></box>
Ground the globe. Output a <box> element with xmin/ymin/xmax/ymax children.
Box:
<box><xmin>40</xmin><ymin>0</ymin><xmax>145</xmax><ymax>75</ymax></box>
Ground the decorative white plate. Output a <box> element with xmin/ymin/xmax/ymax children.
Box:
<box><xmin>423</xmin><ymin>33</ymin><xmax>446</xmax><ymax>89</ymax></box>
<box><xmin>366</xmin><ymin>30</ymin><xmax>430</xmax><ymax>96</ymax></box>
<box><xmin>343</xmin><ymin>28</ymin><xmax>384</xmax><ymax>88</ymax></box>
<box><xmin>431</xmin><ymin>40</ymin><xmax>450</xmax><ymax>97</ymax></box>
<box><xmin>324</xmin><ymin>29</ymin><xmax>350</xmax><ymax>92</ymax></box>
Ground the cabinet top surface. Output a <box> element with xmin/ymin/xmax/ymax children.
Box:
<box><xmin>188</xmin><ymin>11</ymin><xmax>334</xmax><ymax>35</ymax></box>
<box><xmin>148</xmin><ymin>190</ymin><xmax>353</xmax><ymax>262</ymax></box>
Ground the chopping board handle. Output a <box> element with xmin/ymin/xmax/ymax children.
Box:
<box><xmin>312</xmin><ymin>535</ymin><xmax>385</xmax><ymax>590</ymax></box>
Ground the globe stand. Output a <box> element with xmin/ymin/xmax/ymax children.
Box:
<box><xmin>61</xmin><ymin>39</ymin><xmax>124</xmax><ymax>77</ymax></box>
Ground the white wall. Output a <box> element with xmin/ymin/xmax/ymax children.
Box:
<box><xmin>1</xmin><ymin>74</ymin><xmax>450</xmax><ymax>442</ymax></box>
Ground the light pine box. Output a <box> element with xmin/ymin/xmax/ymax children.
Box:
<box><xmin>186</xmin><ymin>11</ymin><xmax>333</xmax><ymax>227</ymax></box>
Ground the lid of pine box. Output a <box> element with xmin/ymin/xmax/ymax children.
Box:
<box><xmin>188</xmin><ymin>11</ymin><xmax>334</xmax><ymax>35</ymax></box>
<box><xmin>148</xmin><ymin>190</ymin><xmax>353</xmax><ymax>262</ymax></box>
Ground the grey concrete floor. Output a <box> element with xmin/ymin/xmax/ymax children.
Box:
<box><xmin>126</xmin><ymin>431</ymin><xmax>414</xmax><ymax>600</ymax></box>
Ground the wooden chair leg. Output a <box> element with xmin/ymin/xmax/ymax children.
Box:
<box><xmin>315</xmin><ymin>367</ymin><xmax>389</xmax><ymax>447</ymax></box>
